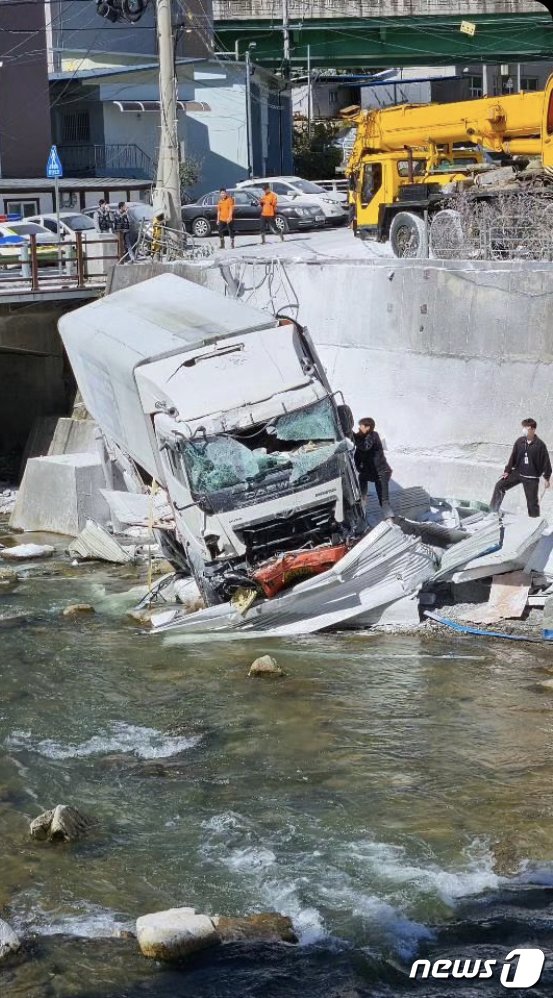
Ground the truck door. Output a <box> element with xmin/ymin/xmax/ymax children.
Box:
<box><xmin>357</xmin><ymin>162</ymin><xmax>383</xmax><ymax>229</ymax></box>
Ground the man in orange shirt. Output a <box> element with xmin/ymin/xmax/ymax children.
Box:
<box><xmin>217</xmin><ymin>188</ymin><xmax>235</xmax><ymax>249</ymax></box>
<box><xmin>259</xmin><ymin>184</ymin><xmax>284</xmax><ymax>244</ymax></box>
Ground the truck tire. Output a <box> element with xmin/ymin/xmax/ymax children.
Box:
<box><xmin>390</xmin><ymin>211</ymin><xmax>428</xmax><ymax>258</ymax></box>
<box><xmin>429</xmin><ymin>209</ymin><xmax>464</xmax><ymax>259</ymax></box>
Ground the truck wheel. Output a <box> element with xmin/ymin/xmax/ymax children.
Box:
<box><xmin>390</xmin><ymin>211</ymin><xmax>427</xmax><ymax>258</ymax></box>
<box><xmin>429</xmin><ymin>209</ymin><xmax>464</xmax><ymax>259</ymax></box>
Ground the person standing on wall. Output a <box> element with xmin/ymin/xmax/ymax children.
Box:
<box><xmin>114</xmin><ymin>202</ymin><xmax>134</xmax><ymax>261</ymax></box>
<box><xmin>217</xmin><ymin>189</ymin><xmax>235</xmax><ymax>249</ymax></box>
<box><xmin>490</xmin><ymin>417</ymin><xmax>551</xmax><ymax>517</ymax></box>
<box><xmin>259</xmin><ymin>184</ymin><xmax>284</xmax><ymax>244</ymax></box>
<box><xmin>353</xmin><ymin>417</ymin><xmax>393</xmax><ymax>520</ymax></box>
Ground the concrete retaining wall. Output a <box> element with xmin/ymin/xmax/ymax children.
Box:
<box><xmin>109</xmin><ymin>258</ymin><xmax>553</xmax><ymax>512</ymax></box>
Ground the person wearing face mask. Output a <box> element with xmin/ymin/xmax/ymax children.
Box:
<box><xmin>490</xmin><ymin>418</ymin><xmax>551</xmax><ymax>517</ymax></box>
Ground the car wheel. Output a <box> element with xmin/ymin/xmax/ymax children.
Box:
<box><xmin>192</xmin><ymin>216</ymin><xmax>212</xmax><ymax>238</ymax></box>
<box><xmin>274</xmin><ymin>214</ymin><xmax>289</xmax><ymax>234</ymax></box>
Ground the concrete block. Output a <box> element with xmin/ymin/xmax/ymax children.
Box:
<box><xmin>48</xmin><ymin>418</ymin><xmax>100</xmax><ymax>457</ymax></box>
<box><xmin>9</xmin><ymin>453</ymin><xmax>109</xmax><ymax>536</ymax></box>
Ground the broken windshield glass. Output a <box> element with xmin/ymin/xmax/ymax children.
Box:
<box><xmin>176</xmin><ymin>397</ymin><xmax>341</xmax><ymax>501</ymax></box>
<box><xmin>273</xmin><ymin>397</ymin><xmax>336</xmax><ymax>442</ymax></box>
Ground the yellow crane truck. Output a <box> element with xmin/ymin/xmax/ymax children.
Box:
<box><xmin>343</xmin><ymin>77</ymin><xmax>553</xmax><ymax>257</ymax></box>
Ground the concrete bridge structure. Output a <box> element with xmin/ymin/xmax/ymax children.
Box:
<box><xmin>213</xmin><ymin>1</ymin><xmax>553</xmax><ymax>68</ymax></box>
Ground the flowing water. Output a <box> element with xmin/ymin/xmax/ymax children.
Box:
<box><xmin>2</xmin><ymin>543</ymin><xmax>553</xmax><ymax>996</ymax></box>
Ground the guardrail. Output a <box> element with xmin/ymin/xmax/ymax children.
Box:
<box><xmin>0</xmin><ymin>232</ymin><xmax>125</xmax><ymax>295</ymax></box>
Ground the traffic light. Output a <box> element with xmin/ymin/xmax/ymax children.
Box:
<box><xmin>96</xmin><ymin>0</ymin><xmax>149</xmax><ymax>23</ymax></box>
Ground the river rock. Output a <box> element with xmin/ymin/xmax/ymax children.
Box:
<box><xmin>136</xmin><ymin>907</ymin><xmax>219</xmax><ymax>960</ymax></box>
<box><xmin>29</xmin><ymin>804</ymin><xmax>94</xmax><ymax>842</ymax></box>
<box><xmin>0</xmin><ymin>918</ymin><xmax>21</xmax><ymax>961</ymax></box>
<box><xmin>1</xmin><ymin>544</ymin><xmax>54</xmax><ymax>561</ymax></box>
<box><xmin>62</xmin><ymin>603</ymin><xmax>95</xmax><ymax>618</ymax></box>
<box><xmin>248</xmin><ymin>655</ymin><xmax>284</xmax><ymax>678</ymax></box>
<box><xmin>213</xmin><ymin>912</ymin><xmax>297</xmax><ymax>944</ymax></box>
<box><xmin>136</xmin><ymin>907</ymin><xmax>298</xmax><ymax>961</ymax></box>
<box><xmin>0</xmin><ymin>570</ymin><xmax>18</xmax><ymax>593</ymax></box>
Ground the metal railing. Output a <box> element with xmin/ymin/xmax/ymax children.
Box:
<box><xmin>58</xmin><ymin>143</ymin><xmax>154</xmax><ymax>179</ymax></box>
<box><xmin>0</xmin><ymin>226</ymin><xmax>214</xmax><ymax>295</ymax></box>
<box><xmin>0</xmin><ymin>233</ymin><xmax>125</xmax><ymax>294</ymax></box>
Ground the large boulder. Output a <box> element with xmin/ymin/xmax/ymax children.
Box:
<box><xmin>136</xmin><ymin>907</ymin><xmax>219</xmax><ymax>960</ymax></box>
<box><xmin>136</xmin><ymin>907</ymin><xmax>298</xmax><ymax>961</ymax></box>
<box><xmin>0</xmin><ymin>919</ymin><xmax>21</xmax><ymax>961</ymax></box>
<box><xmin>29</xmin><ymin>805</ymin><xmax>94</xmax><ymax>842</ymax></box>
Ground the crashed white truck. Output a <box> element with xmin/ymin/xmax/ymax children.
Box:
<box><xmin>58</xmin><ymin>273</ymin><xmax>367</xmax><ymax>604</ymax></box>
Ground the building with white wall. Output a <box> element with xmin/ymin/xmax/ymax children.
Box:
<box><xmin>50</xmin><ymin>59</ymin><xmax>292</xmax><ymax>198</ymax></box>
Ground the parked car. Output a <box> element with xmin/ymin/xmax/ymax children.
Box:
<box><xmin>27</xmin><ymin>212</ymin><xmax>97</xmax><ymax>241</ymax></box>
<box><xmin>182</xmin><ymin>187</ymin><xmax>326</xmax><ymax>238</ymax></box>
<box><xmin>83</xmin><ymin>201</ymin><xmax>154</xmax><ymax>243</ymax></box>
<box><xmin>0</xmin><ymin>221</ymin><xmax>58</xmax><ymax>268</ymax></box>
<box><xmin>236</xmin><ymin>175</ymin><xmax>348</xmax><ymax>225</ymax></box>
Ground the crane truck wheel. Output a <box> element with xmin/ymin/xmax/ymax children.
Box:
<box><xmin>429</xmin><ymin>209</ymin><xmax>464</xmax><ymax>260</ymax></box>
<box><xmin>390</xmin><ymin>212</ymin><xmax>428</xmax><ymax>259</ymax></box>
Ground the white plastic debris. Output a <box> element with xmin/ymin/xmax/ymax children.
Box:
<box><xmin>451</xmin><ymin>516</ymin><xmax>546</xmax><ymax>584</ymax></box>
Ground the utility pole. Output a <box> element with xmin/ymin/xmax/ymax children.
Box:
<box><xmin>245</xmin><ymin>44</ymin><xmax>255</xmax><ymax>178</ymax></box>
<box><xmin>282</xmin><ymin>0</ymin><xmax>290</xmax><ymax>74</ymax></box>
<box><xmin>152</xmin><ymin>0</ymin><xmax>182</xmax><ymax>232</ymax></box>
<box><xmin>307</xmin><ymin>44</ymin><xmax>312</xmax><ymax>139</ymax></box>
<box><xmin>96</xmin><ymin>0</ymin><xmax>182</xmax><ymax>234</ymax></box>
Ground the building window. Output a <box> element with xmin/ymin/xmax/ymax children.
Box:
<box><xmin>468</xmin><ymin>75</ymin><xmax>483</xmax><ymax>98</ymax></box>
<box><xmin>328</xmin><ymin>90</ymin><xmax>338</xmax><ymax>105</ymax></box>
<box><xmin>4</xmin><ymin>199</ymin><xmax>39</xmax><ymax>218</ymax></box>
<box><xmin>62</xmin><ymin>111</ymin><xmax>91</xmax><ymax>143</ymax></box>
<box><xmin>521</xmin><ymin>77</ymin><xmax>538</xmax><ymax>91</ymax></box>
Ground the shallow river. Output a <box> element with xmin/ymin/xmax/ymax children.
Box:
<box><xmin>2</xmin><ymin>546</ymin><xmax>553</xmax><ymax>996</ymax></box>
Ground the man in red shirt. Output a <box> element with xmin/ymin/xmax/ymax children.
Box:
<box><xmin>259</xmin><ymin>184</ymin><xmax>284</xmax><ymax>244</ymax></box>
<box><xmin>217</xmin><ymin>189</ymin><xmax>235</xmax><ymax>249</ymax></box>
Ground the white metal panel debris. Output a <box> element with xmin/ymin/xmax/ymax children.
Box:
<box><xmin>68</xmin><ymin>521</ymin><xmax>133</xmax><ymax>564</ymax></box>
<box><xmin>151</xmin><ymin>523</ymin><xmax>437</xmax><ymax>638</ymax></box>
<box><xmin>432</xmin><ymin>514</ymin><xmax>502</xmax><ymax>582</ymax></box>
<box><xmin>451</xmin><ymin>516</ymin><xmax>546</xmax><ymax>583</ymax></box>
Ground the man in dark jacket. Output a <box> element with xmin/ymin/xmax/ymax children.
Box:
<box><xmin>353</xmin><ymin>417</ymin><xmax>393</xmax><ymax>519</ymax></box>
<box><xmin>490</xmin><ymin>417</ymin><xmax>551</xmax><ymax>517</ymax></box>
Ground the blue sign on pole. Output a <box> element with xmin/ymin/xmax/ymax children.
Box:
<box><xmin>46</xmin><ymin>144</ymin><xmax>63</xmax><ymax>179</ymax></box>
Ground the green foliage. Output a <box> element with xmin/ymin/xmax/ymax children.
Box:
<box><xmin>179</xmin><ymin>158</ymin><xmax>201</xmax><ymax>198</ymax></box>
<box><xmin>293</xmin><ymin>121</ymin><xmax>342</xmax><ymax>179</ymax></box>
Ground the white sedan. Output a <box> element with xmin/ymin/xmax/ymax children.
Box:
<box><xmin>236</xmin><ymin>176</ymin><xmax>348</xmax><ymax>225</ymax></box>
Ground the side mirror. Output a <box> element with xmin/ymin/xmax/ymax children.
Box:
<box><xmin>337</xmin><ymin>404</ymin><xmax>354</xmax><ymax>437</ymax></box>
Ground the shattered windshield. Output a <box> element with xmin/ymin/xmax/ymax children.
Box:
<box><xmin>177</xmin><ymin>397</ymin><xmax>341</xmax><ymax>500</ymax></box>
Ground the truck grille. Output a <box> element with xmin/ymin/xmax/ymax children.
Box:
<box><xmin>236</xmin><ymin>499</ymin><xmax>338</xmax><ymax>563</ymax></box>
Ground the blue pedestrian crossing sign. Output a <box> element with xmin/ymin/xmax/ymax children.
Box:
<box><xmin>46</xmin><ymin>144</ymin><xmax>63</xmax><ymax>179</ymax></box>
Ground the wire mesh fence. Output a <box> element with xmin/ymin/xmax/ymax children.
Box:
<box><xmin>429</xmin><ymin>191</ymin><xmax>553</xmax><ymax>261</ymax></box>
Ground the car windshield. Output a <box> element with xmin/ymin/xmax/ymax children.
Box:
<box><xmin>10</xmin><ymin>223</ymin><xmax>48</xmax><ymax>235</ymax></box>
<box><xmin>61</xmin><ymin>215</ymin><xmax>95</xmax><ymax>231</ymax></box>
<box><xmin>290</xmin><ymin>179</ymin><xmax>326</xmax><ymax>194</ymax></box>
<box><xmin>174</xmin><ymin>398</ymin><xmax>341</xmax><ymax>504</ymax></box>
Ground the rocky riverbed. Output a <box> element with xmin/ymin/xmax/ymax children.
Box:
<box><xmin>2</xmin><ymin>527</ymin><xmax>553</xmax><ymax>995</ymax></box>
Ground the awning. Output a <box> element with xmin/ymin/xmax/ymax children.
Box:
<box><xmin>112</xmin><ymin>100</ymin><xmax>211</xmax><ymax>112</ymax></box>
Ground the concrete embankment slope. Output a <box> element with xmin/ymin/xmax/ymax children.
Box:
<box><xmin>109</xmin><ymin>256</ymin><xmax>553</xmax><ymax>512</ymax></box>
